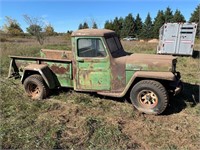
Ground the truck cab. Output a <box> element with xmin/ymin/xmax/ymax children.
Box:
<box><xmin>71</xmin><ymin>29</ymin><xmax>127</xmax><ymax>92</ymax></box>
<box><xmin>8</xmin><ymin>29</ymin><xmax>182</xmax><ymax>115</ymax></box>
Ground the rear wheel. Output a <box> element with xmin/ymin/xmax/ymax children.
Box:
<box><xmin>24</xmin><ymin>74</ymin><xmax>49</xmax><ymax>100</ymax></box>
<box><xmin>130</xmin><ymin>80</ymin><xmax>168</xmax><ymax>115</ymax></box>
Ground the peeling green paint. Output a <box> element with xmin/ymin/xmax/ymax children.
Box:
<box><xmin>126</xmin><ymin>63</ymin><xmax>148</xmax><ymax>71</ymax></box>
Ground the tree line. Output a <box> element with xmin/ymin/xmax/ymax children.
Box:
<box><xmin>1</xmin><ymin>15</ymin><xmax>59</xmax><ymax>45</ymax></box>
<box><xmin>103</xmin><ymin>5</ymin><xmax>199</xmax><ymax>39</ymax></box>
<box><xmin>1</xmin><ymin>4</ymin><xmax>199</xmax><ymax>43</ymax></box>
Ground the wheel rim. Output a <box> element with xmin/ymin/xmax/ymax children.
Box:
<box><xmin>137</xmin><ymin>90</ymin><xmax>158</xmax><ymax>108</ymax></box>
<box><xmin>27</xmin><ymin>83</ymin><xmax>40</xmax><ymax>98</ymax></box>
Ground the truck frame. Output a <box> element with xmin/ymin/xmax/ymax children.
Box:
<box><xmin>8</xmin><ymin>29</ymin><xmax>182</xmax><ymax>115</ymax></box>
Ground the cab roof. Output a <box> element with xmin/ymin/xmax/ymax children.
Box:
<box><xmin>71</xmin><ymin>29</ymin><xmax>115</xmax><ymax>37</ymax></box>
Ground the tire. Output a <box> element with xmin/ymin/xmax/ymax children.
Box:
<box><xmin>130</xmin><ymin>80</ymin><xmax>168</xmax><ymax>115</ymax></box>
<box><xmin>23</xmin><ymin>74</ymin><xmax>49</xmax><ymax>100</ymax></box>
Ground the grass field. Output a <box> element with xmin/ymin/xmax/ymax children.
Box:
<box><xmin>0</xmin><ymin>36</ymin><xmax>200</xmax><ymax>149</ymax></box>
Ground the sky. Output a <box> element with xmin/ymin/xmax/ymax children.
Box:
<box><xmin>0</xmin><ymin>0</ymin><xmax>199</xmax><ymax>33</ymax></box>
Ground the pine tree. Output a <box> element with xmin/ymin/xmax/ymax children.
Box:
<box><xmin>121</xmin><ymin>13</ymin><xmax>135</xmax><ymax>38</ymax></box>
<box><xmin>189</xmin><ymin>4</ymin><xmax>200</xmax><ymax>23</ymax></box>
<box><xmin>134</xmin><ymin>13</ymin><xmax>143</xmax><ymax>38</ymax></box>
<box><xmin>189</xmin><ymin>4</ymin><xmax>200</xmax><ymax>37</ymax></box>
<box><xmin>112</xmin><ymin>17</ymin><xmax>123</xmax><ymax>36</ymax></box>
<box><xmin>140</xmin><ymin>13</ymin><xmax>153</xmax><ymax>39</ymax></box>
<box><xmin>172</xmin><ymin>9</ymin><xmax>186</xmax><ymax>22</ymax></box>
<box><xmin>82</xmin><ymin>22</ymin><xmax>89</xmax><ymax>29</ymax></box>
<box><xmin>92</xmin><ymin>22</ymin><xmax>98</xmax><ymax>29</ymax></box>
<box><xmin>164</xmin><ymin>7</ymin><xmax>173</xmax><ymax>23</ymax></box>
<box><xmin>153</xmin><ymin>10</ymin><xmax>165</xmax><ymax>38</ymax></box>
<box><xmin>78</xmin><ymin>23</ymin><xmax>83</xmax><ymax>29</ymax></box>
<box><xmin>118</xmin><ymin>17</ymin><xmax>124</xmax><ymax>37</ymax></box>
<box><xmin>104</xmin><ymin>20</ymin><xmax>114</xmax><ymax>30</ymax></box>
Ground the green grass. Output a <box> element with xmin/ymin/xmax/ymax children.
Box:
<box><xmin>177</xmin><ymin>57</ymin><xmax>200</xmax><ymax>83</ymax></box>
<box><xmin>0</xmin><ymin>36</ymin><xmax>200</xmax><ymax>149</ymax></box>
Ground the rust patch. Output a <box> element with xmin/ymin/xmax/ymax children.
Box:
<box><xmin>115</xmin><ymin>53</ymin><xmax>176</xmax><ymax>72</ymax></box>
<box><xmin>41</xmin><ymin>49</ymin><xmax>73</xmax><ymax>60</ymax></box>
<box><xmin>138</xmin><ymin>90</ymin><xmax>159</xmax><ymax>109</ymax></box>
<box><xmin>115</xmin><ymin>53</ymin><xmax>175</xmax><ymax>63</ymax></box>
<box><xmin>71</xmin><ymin>29</ymin><xmax>115</xmax><ymax>37</ymax></box>
<box><xmin>50</xmin><ymin>65</ymin><xmax>69</xmax><ymax>74</ymax></box>
<box><xmin>134</xmin><ymin>71</ymin><xmax>176</xmax><ymax>81</ymax></box>
<box><xmin>110</xmin><ymin>58</ymin><xmax>126</xmax><ymax>92</ymax></box>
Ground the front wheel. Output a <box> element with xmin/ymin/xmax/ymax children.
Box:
<box><xmin>23</xmin><ymin>74</ymin><xmax>49</xmax><ymax>100</ymax></box>
<box><xmin>130</xmin><ymin>80</ymin><xmax>168</xmax><ymax>115</ymax></box>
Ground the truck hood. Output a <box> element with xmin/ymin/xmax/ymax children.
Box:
<box><xmin>114</xmin><ymin>53</ymin><xmax>176</xmax><ymax>72</ymax></box>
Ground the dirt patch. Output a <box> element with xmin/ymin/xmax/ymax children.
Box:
<box><xmin>36</xmin><ymin>97</ymin><xmax>200</xmax><ymax>149</ymax></box>
<box><xmin>122</xmin><ymin>112</ymin><xmax>200</xmax><ymax>149</ymax></box>
<box><xmin>34</xmin><ymin>99</ymin><xmax>147</xmax><ymax>149</ymax></box>
<box><xmin>148</xmin><ymin>39</ymin><xmax>159</xmax><ymax>43</ymax></box>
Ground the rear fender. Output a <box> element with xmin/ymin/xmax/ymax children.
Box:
<box><xmin>21</xmin><ymin>64</ymin><xmax>59</xmax><ymax>89</ymax></box>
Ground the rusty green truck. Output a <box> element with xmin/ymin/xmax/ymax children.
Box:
<box><xmin>8</xmin><ymin>29</ymin><xmax>182</xmax><ymax>115</ymax></box>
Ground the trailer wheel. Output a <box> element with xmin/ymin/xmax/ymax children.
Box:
<box><xmin>24</xmin><ymin>74</ymin><xmax>49</xmax><ymax>100</ymax></box>
<box><xmin>130</xmin><ymin>80</ymin><xmax>168</xmax><ymax>115</ymax></box>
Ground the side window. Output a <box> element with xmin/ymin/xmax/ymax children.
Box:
<box><xmin>77</xmin><ymin>38</ymin><xmax>107</xmax><ymax>57</ymax></box>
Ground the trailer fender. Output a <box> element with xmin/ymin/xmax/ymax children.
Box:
<box><xmin>21</xmin><ymin>64</ymin><xmax>59</xmax><ymax>89</ymax></box>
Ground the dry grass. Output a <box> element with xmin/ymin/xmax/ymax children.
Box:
<box><xmin>121</xmin><ymin>40</ymin><xmax>157</xmax><ymax>54</ymax></box>
<box><xmin>0</xmin><ymin>36</ymin><xmax>199</xmax><ymax>149</ymax></box>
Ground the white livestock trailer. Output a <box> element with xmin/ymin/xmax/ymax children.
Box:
<box><xmin>157</xmin><ymin>23</ymin><xmax>197</xmax><ymax>56</ymax></box>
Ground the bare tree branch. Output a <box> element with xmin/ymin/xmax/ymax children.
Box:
<box><xmin>23</xmin><ymin>14</ymin><xmax>46</xmax><ymax>45</ymax></box>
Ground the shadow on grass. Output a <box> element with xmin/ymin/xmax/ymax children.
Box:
<box><xmin>163</xmin><ymin>82</ymin><xmax>199</xmax><ymax>115</ymax></box>
<box><xmin>89</xmin><ymin>82</ymin><xmax>199</xmax><ymax>116</ymax></box>
<box><xmin>192</xmin><ymin>50</ymin><xmax>200</xmax><ymax>59</ymax></box>
<box><xmin>50</xmin><ymin>82</ymin><xmax>199</xmax><ymax>116</ymax></box>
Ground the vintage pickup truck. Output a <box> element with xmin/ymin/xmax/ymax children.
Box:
<box><xmin>8</xmin><ymin>29</ymin><xmax>182</xmax><ymax>114</ymax></box>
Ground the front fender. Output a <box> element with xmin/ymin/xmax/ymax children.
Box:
<box><xmin>21</xmin><ymin>64</ymin><xmax>59</xmax><ymax>89</ymax></box>
<box><xmin>123</xmin><ymin>71</ymin><xmax>177</xmax><ymax>96</ymax></box>
<box><xmin>132</xmin><ymin>71</ymin><xmax>176</xmax><ymax>81</ymax></box>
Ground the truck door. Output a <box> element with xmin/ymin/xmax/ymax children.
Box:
<box><xmin>75</xmin><ymin>37</ymin><xmax>111</xmax><ymax>91</ymax></box>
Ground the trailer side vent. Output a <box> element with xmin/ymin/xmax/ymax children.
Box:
<box><xmin>180</xmin><ymin>31</ymin><xmax>193</xmax><ymax>34</ymax></box>
<box><xmin>181</xmin><ymin>27</ymin><xmax>194</xmax><ymax>30</ymax></box>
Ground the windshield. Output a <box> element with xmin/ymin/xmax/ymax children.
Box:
<box><xmin>105</xmin><ymin>36</ymin><xmax>127</xmax><ymax>58</ymax></box>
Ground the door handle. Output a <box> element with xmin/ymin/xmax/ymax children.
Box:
<box><xmin>77</xmin><ymin>58</ymin><xmax>84</xmax><ymax>62</ymax></box>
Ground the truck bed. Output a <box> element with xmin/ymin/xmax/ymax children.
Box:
<box><xmin>8</xmin><ymin>49</ymin><xmax>74</xmax><ymax>88</ymax></box>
